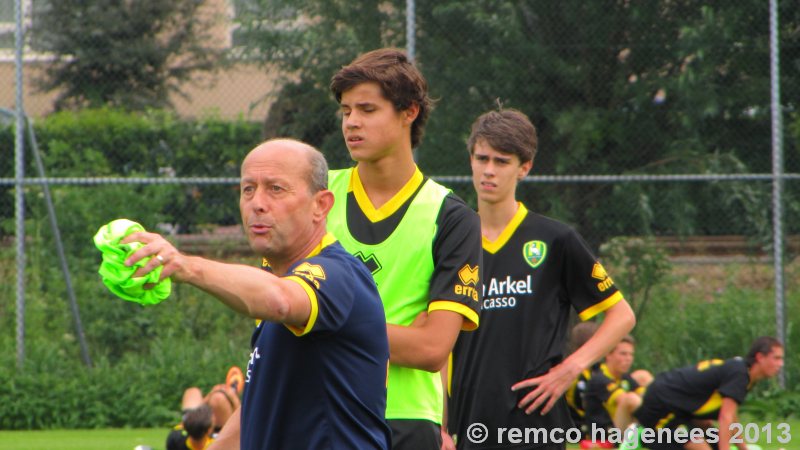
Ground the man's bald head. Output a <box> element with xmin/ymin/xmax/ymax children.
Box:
<box><xmin>238</xmin><ymin>138</ymin><xmax>334</xmax><ymax>271</ymax></box>
<box><xmin>243</xmin><ymin>139</ymin><xmax>328</xmax><ymax>193</ymax></box>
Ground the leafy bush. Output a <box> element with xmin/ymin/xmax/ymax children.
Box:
<box><xmin>630</xmin><ymin>262</ymin><xmax>800</xmax><ymax>388</ymax></box>
<box><xmin>600</xmin><ymin>236</ymin><xmax>672</xmax><ymax>321</ymax></box>
<box><xmin>0</xmin><ymin>268</ymin><xmax>253</xmax><ymax>429</ymax></box>
<box><xmin>0</xmin><ymin>337</ymin><xmax>249</xmax><ymax>429</ymax></box>
<box><xmin>0</xmin><ymin>108</ymin><xmax>263</xmax><ymax>255</ymax></box>
<box><xmin>741</xmin><ymin>385</ymin><xmax>800</xmax><ymax>420</ymax></box>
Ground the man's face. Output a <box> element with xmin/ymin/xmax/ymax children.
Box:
<box><xmin>471</xmin><ymin>140</ymin><xmax>531</xmax><ymax>205</ymax></box>
<box><xmin>757</xmin><ymin>346</ymin><xmax>785</xmax><ymax>378</ymax></box>
<box><xmin>606</xmin><ymin>341</ymin><xmax>635</xmax><ymax>377</ymax></box>
<box><xmin>339</xmin><ymin>82</ymin><xmax>414</xmax><ymax>163</ymax></box>
<box><xmin>239</xmin><ymin>144</ymin><xmax>316</xmax><ymax>261</ymax></box>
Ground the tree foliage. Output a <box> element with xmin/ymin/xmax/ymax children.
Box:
<box><xmin>233</xmin><ymin>0</ymin><xmax>407</xmax><ymax>161</ymax></box>
<box><xmin>232</xmin><ymin>0</ymin><xmax>800</xmax><ymax>244</ymax></box>
<box><xmin>32</xmin><ymin>0</ymin><xmax>223</xmax><ymax>111</ymax></box>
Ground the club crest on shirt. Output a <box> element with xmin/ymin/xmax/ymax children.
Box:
<box><xmin>522</xmin><ymin>240</ymin><xmax>547</xmax><ymax>268</ymax></box>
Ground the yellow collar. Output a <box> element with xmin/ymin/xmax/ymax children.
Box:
<box><xmin>351</xmin><ymin>166</ymin><xmax>424</xmax><ymax>222</ymax></box>
<box><xmin>262</xmin><ymin>232</ymin><xmax>338</xmax><ymax>268</ymax></box>
<box><xmin>482</xmin><ymin>202</ymin><xmax>528</xmax><ymax>254</ymax></box>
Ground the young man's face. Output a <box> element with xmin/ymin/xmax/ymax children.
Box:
<box><xmin>757</xmin><ymin>345</ymin><xmax>785</xmax><ymax>378</ymax></box>
<box><xmin>339</xmin><ymin>82</ymin><xmax>416</xmax><ymax>163</ymax></box>
<box><xmin>605</xmin><ymin>341</ymin><xmax>635</xmax><ymax>377</ymax></box>
<box><xmin>470</xmin><ymin>140</ymin><xmax>532</xmax><ymax>205</ymax></box>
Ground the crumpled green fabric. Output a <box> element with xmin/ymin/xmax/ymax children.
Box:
<box><xmin>93</xmin><ymin>219</ymin><xmax>171</xmax><ymax>305</ymax></box>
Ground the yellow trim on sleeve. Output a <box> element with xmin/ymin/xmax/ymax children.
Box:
<box><xmin>578</xmin><ymin>291</ymin><xmax>624</xmax><ymax>321</ymax></box>
<box><xmin>428</xmin><ymin>300</ymin><xmax>479</xmax><ymax>331</ymax></box>
<box><xmin>655</xmin><ymin>412</ymin><xmax>675</xmax><ymax>429</ymax></box>
<box><xmin>600</xmin><ymin>363</ymin><xmax>614</xmax><ymax>379</ymax></box>
<box><xmin>282</xmin><ymin>275</ymin><xmax>319</xmax><ymax>336</ymax></box>
<box><xmin>606</xmin><ymin>386</ymin><xmax>624</xmax><ymax>415</ymax></box>
<box><xmin>693</xmin><ymin>391</ymin><xmax>723</xmax><ymax>416</ymax></box>
<box><xmin>565</xmin><ymin>381</ymin><xmax>580</xmax><ymax>412</ymax></box>
<box><xmin>351</xmin><ymin>166</ymin><xmax>424</xmax><ymax>222</ymax></box>
<box><xmin>482</xmin><ymin>203</ymin><xmax>527</xmax><ymax>254</ymax></box>
<box><xmin>447</xmin><ymin>352</ymin><xmax>453</xmax><ymax>397</ymax></box>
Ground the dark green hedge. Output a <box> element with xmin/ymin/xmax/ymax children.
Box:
<box><xmin>0</xmin><ymin>107</ymin><xmax>263</xmax><ymax>430</ymax></box>
<box><xmin>0</xmin><ymin>108</ymin><xmax>263</xmax><ymax>256</ymax></box>
<box><xmin>0</xmin><ymin>240</ymin><xmax>254</xmax><ymax>429</ymax></box>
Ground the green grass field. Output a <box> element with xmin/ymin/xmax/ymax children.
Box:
<box><xmin>0</xmin><ymin>420</ymin><xmax>797</xmax><ymax>450</ymax></box>
<box><xmin>0</xmin><ymin>428</ymin><xmax>166</xmax><ymax>450</ymax></box>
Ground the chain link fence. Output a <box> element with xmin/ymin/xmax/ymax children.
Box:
<box><xmin>2</xmin><ymin>0</ymin><xmax>799</xmax><ymax>386</ymax></box>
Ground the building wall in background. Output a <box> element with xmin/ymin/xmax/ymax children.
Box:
<box><xmin>0</xmin><ymin>0</ymin><xmax>278</xmax><ymax>121</ymax></box>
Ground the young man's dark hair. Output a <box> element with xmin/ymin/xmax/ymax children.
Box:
<box><xmin>746</xmin><ymin>335</ymin><xmax>783</xmax><ymax>366</ymax></box>
<box><xmin>467</xmin><ymin>108</ymin><xmax>537</xmax><ymax>164</ymax></box>
<box><xmin>330</xmin><ymin>48</ymin><xmax>433</xmax><ymax>148</ymax></box>
<box><xmin>183</xmin><ymin>404</ymin><xmax>213</xmax><ymax>440</ymax></box>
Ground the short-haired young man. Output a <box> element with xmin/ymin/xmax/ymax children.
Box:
<box><xmin>584</xmin><ymin>335</ymin><xmax>650</xmax><ymax>437</ymax></box>
<box><xmin>565</xmin><ymin>321</ymin><xmax>602</xmax><ymax>432</ymax></box>
<box><xmin>446</xmin><ymin>108</ymin><xmax>636</xmax><ymax>449</ymax></box>
<box><xmin>329</xmin><ymin>48</ymin><xmax>483</xmax><ymax>450</ymax></box>
<box><xmin>631</xmin><ymin>336</ymin><xmax>784</xmax><ymax>450</ymax></box>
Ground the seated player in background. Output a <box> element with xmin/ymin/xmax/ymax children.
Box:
<box><xmin>632</xmin><ymin>336</ymin><xmax>784</xmax><ymax>450</ymax></box>
<box><xmin>565</xmin><ymin>321</ymin><xmax>601</xmax><ymax>435</ymax></box>
<box><xmin>166</xmin><ymin>366</ymin><xmax>244</xmax><ymax>449</ymax></box>
<box><xmin>583</xmin><ymin>335</ymin><xmax>651</xmax><ymax>436</ymax></box>
<box><xmin>166</xmin><ymin>404</ymin><xmax>215</xmax><ymax>450</ymax></box>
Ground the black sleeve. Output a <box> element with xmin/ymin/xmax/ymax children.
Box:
<box><xmin>427</xmin><ymin>193</ymin><xmax>482</xmax><ymax>329</ymax></box>
<box><xmin>561</xmin><ymin>227</ymin><xmax>623</xmax><ymax>320</ymax></box>
<box><xmin>718</xmin><ymin>359</ymin><xmax>749</xmax><ymax>404</ymax></box>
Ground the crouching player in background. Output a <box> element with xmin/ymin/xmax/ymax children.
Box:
<box><xmin>630</xmin><ymin>336</ymin><xmax>784</xmax><ymax>450</ymax></box>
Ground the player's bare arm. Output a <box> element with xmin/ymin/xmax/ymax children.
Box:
<box><xmin>440</xmin><ymin>365</ymin><xmax>456</xmax><ymax>450</ymax></box>
<box><xmin>387</xmin><ymin>309</ymin><xmax>464</xmax><ymax>373</ymax></box>
<box><xmin>122</xmin><ymin>231</ymin><xmax>312</xmax><ymax>327</ymax></box>
<box><xmin>511</xmin><ymin>299</ymin><xmax>635</xmax><ymax>414</ymax></box>
<box><xmin>207</xmin><ymin>406</ymin><xmax>241</xmax><ymax>450</ymax></box>
<box><xmin>717</xmin><ymin>397</ymin><xmax>740</xmax><ymax>450</ymax></box>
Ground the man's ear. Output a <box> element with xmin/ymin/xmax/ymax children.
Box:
<box><xmin>314</xmin><ymin>190</ymin><xmax>335</xmax><ymax>222</ymax></box>
<box><xmin>404</xmin><ymin>103</ymin><xmax>420</xmax><ymax>124</ymax></box>
<box><xmin>518</xmin><ymin>160</ymin><xmax>533</xmax><ymax>179</ymax></box>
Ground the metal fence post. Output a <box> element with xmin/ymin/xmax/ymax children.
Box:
<box><xmin>14</xmin><ymin>0</ymin><xmax>26</xmax><ymax>369</ymax></box>
<box><xmin>769</xmin><ymin>0</ymin><xmax>786</xmax><ymax>388</ymax></box>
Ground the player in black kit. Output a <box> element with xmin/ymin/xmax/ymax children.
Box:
<box><xmin>445</xmin><ymin>108</ymin><xmax>636</xmax><ymax>450</ymax></box>
<box><xmin>632</xmin><ymin>336</ymin><xmax>784</xmax><ymax>450</ymax></box>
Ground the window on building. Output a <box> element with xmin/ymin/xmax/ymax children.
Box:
<box><xmin>0</xmin><ymin>0</ymin><xmax>50</xmax><ymax>58</ymax></box>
